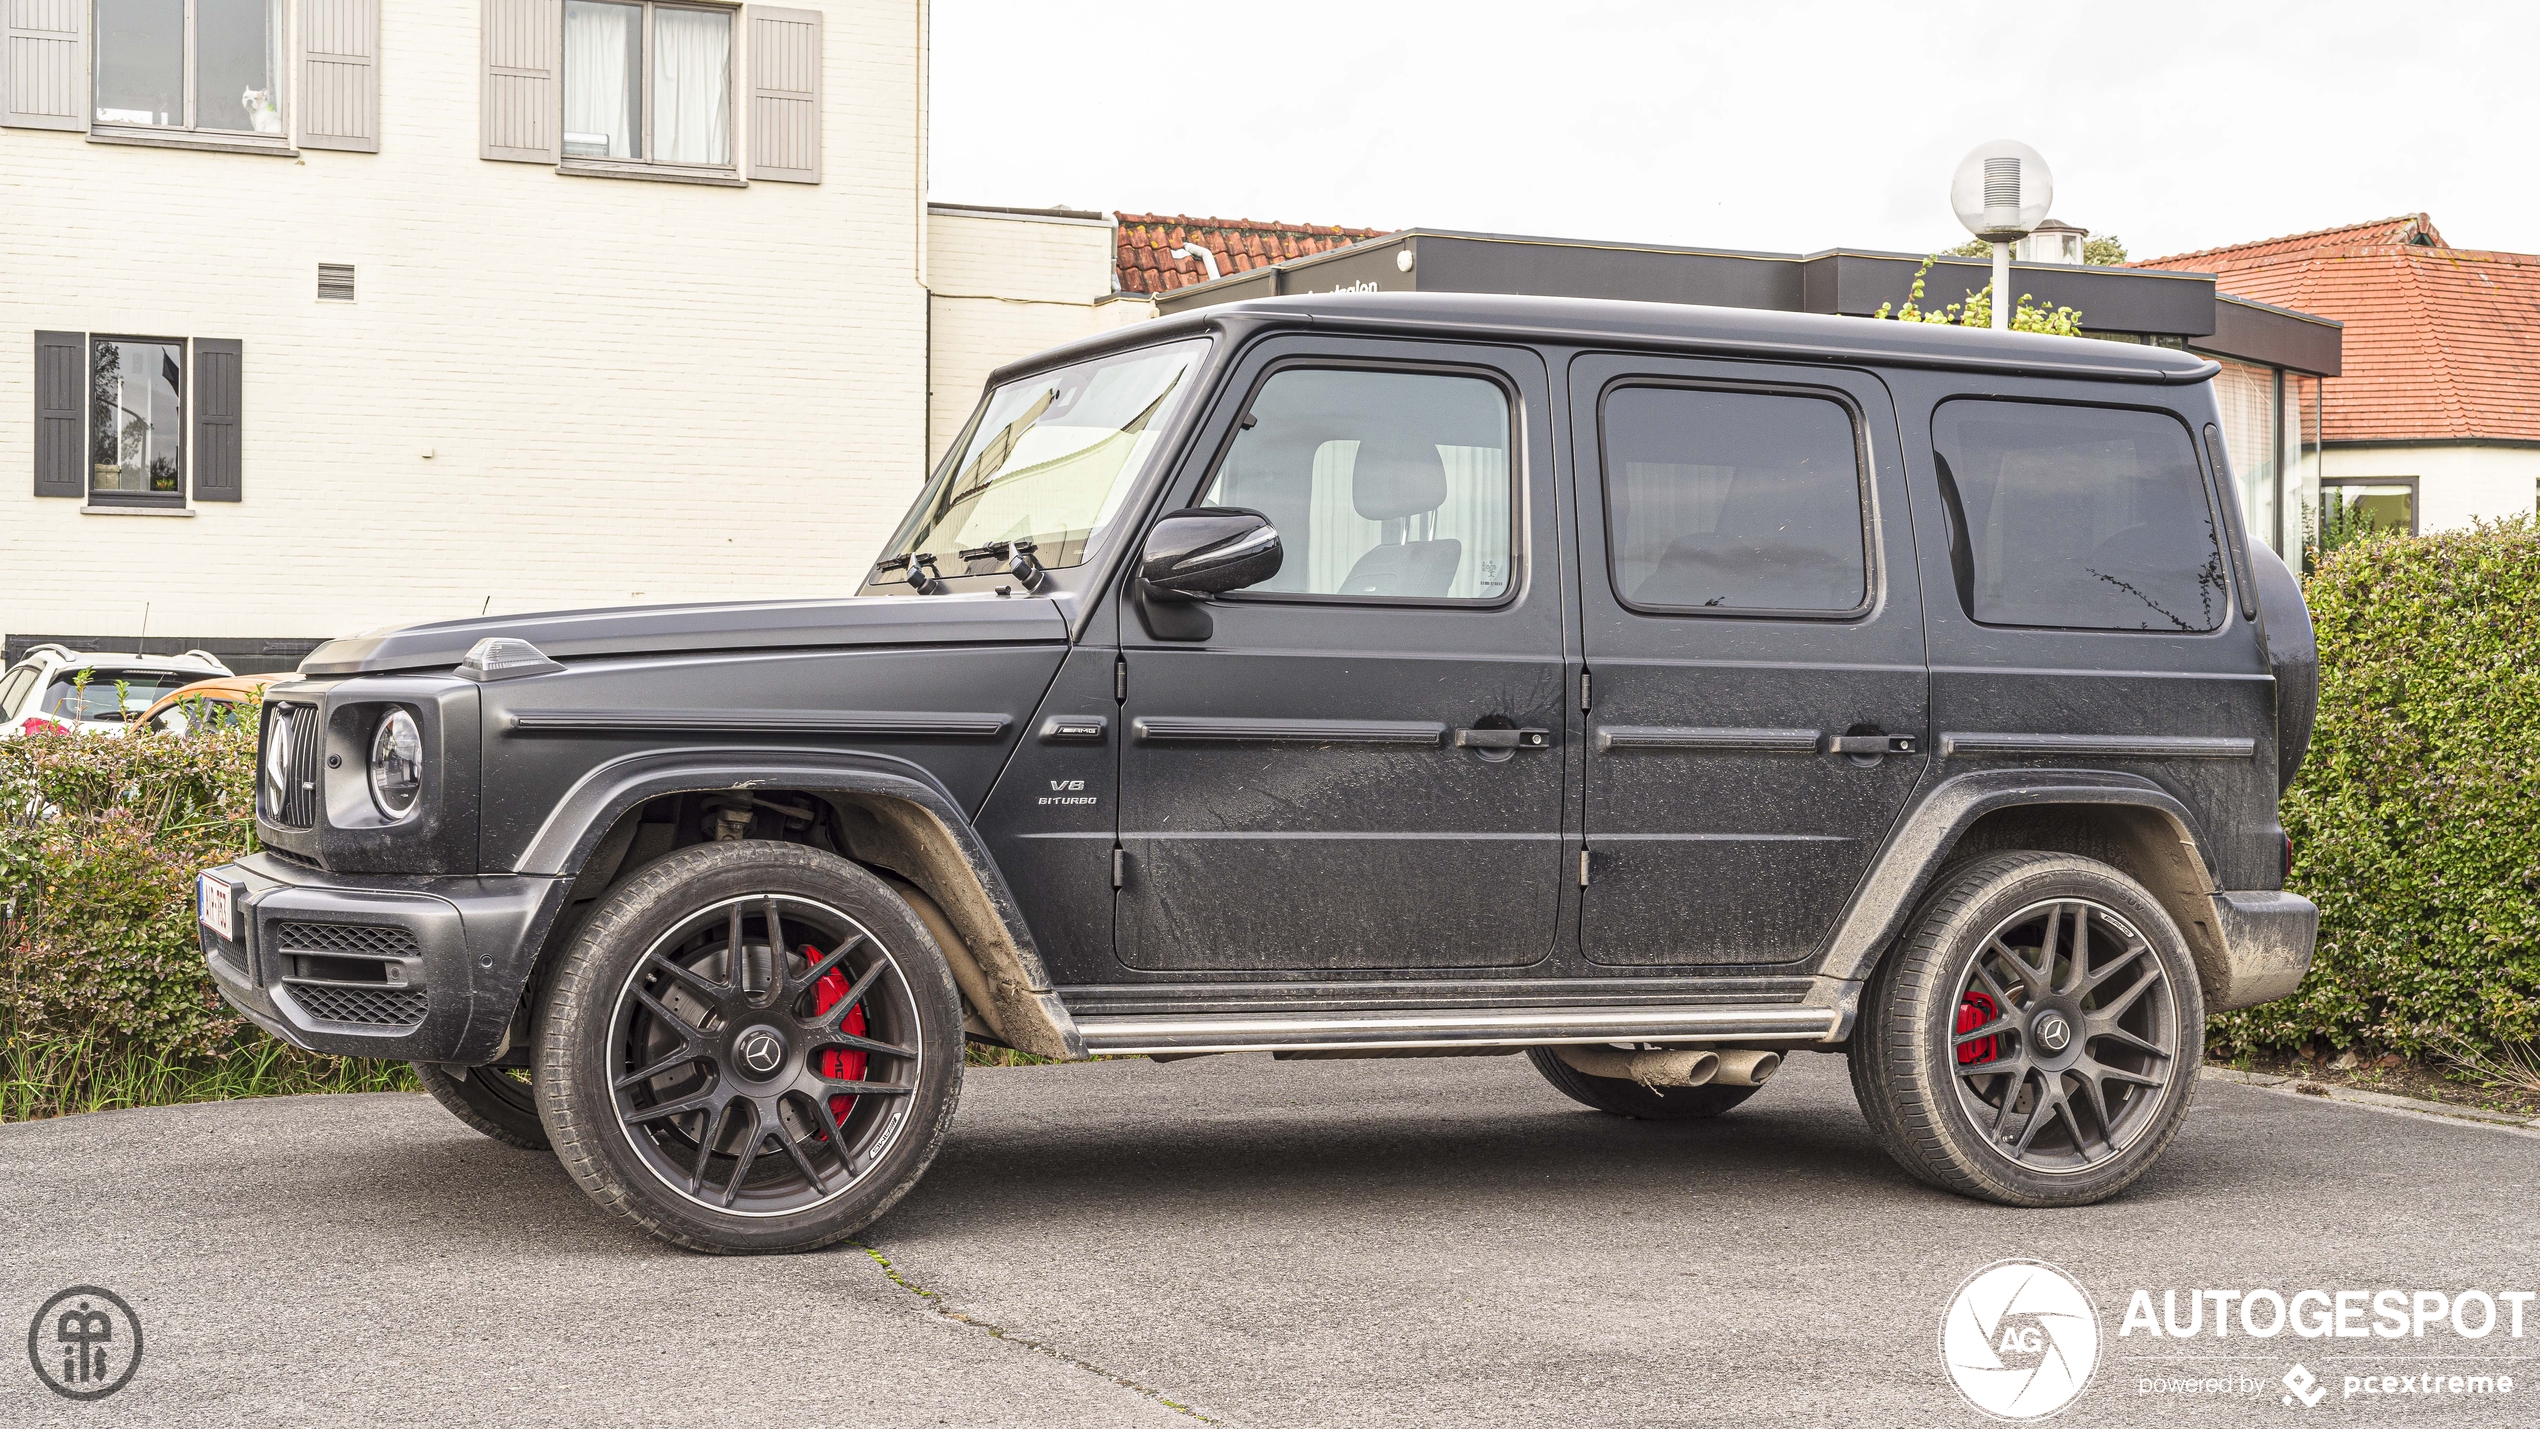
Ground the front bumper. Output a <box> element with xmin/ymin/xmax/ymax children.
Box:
<box><xmin>2202</xmin><ymin>890</ymin><xmax>2319</xmax><ymax>1011</ymax></box>
<box><xmin>200</xmin><ymin>851</ymin><xmax>570</xmax><ymax>1063</ymax></box>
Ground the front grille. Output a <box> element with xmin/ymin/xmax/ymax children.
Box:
<box><xmin>274</xmin><ymin>921</ymin><xmax>420</xmax><ymax>958</ymax></box>
<box><xmin>289</xmin><ymin>984</ymin><xmax>427</xmax><ymax>1028</ymax></box>
<box><xmin>262</xmin><ymin>704</ymin><xmax>323</xmax><ymax>830</ymax></box>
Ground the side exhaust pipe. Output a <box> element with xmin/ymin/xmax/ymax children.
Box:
<box><xmin>1711</xmin><ymin>1049</ymin><xmax>1781</xmax><ymax>1087</ymax></box>
<box><xmin>1553</xmin><ymin>1046</ymin><xmax>1719</xmax><ymax>1088</ymax></box>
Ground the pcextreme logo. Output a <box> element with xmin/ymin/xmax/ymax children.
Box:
<box><xmin>1940</xmin><ymin>1259</ymin><xmax>2102</xmax><ymax>1421</ymax></box>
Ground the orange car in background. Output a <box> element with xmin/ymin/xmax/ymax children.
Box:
<box><xmin>135</xmin><ymin>674</ymin><xmax>289</xmax><ymax>736</ymax></box>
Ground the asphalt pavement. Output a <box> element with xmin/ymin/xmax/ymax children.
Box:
<box><xmin>4</xmin><ymin>1050</ymin><xmax>2535</xmax><ymax>1427</ymax></box>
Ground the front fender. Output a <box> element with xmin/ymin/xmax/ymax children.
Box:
<box><xmin>514</xmin><ymin>745</ymin><xmax>1084</xmax><ymax>1058</ymax></box>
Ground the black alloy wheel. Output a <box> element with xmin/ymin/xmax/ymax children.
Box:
<box><xmin>539</xmin><ymin>842</ymin><xmax>964</xmax><ymax>1253</ymax></box>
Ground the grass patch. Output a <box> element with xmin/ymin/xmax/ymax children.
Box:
<box><xmin>1</xmin><ymin>1032</ymin><xmax>414</xmax><ymax>1123</ymax></box>
<box><xmin>964</xmin><ymin>1041</ymin><xmax>1064</xmax><ymax>1068</ymax></box>
<box><xmin>2221</xmin><ymin>1046</ymin><xmax>2540</xmax><ymax>1119</ymax></box>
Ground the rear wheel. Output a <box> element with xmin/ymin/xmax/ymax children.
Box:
<box><xmin>413</xmin><ymin>1061</ymin><xmax>548</xmax><ymax>1150</ymax></box>
<box><xmin>537</xmin><ymin>841</ymin><xmax>964</xmax><ymax>1254</ymax></box>
<box><xmin>1526</xmin><ymin>1046</ymin><xmax>1762</xmax><ymax>1121</ymax></box>
<box><xmin>1850</xmin><ymin>851</ymin><xmax>2202</xmax><ymax>1206</ymax></box>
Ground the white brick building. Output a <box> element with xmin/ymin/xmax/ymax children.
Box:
<box><xmin>3</xmin><ymin>0</ymin><xmax>1122</xmax><ymax>671</ymax></box>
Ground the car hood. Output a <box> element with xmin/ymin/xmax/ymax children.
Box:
<box><xmin>298</xmin><ymin>594</ymin><xmax>1069</xmax><ymax>677</ymax></box>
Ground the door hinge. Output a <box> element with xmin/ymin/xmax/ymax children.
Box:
<box><xmin>1114</xmin><ymin>656</ymin><xmax>1127</xmax><ymax>703</ymax></box>
<box><xmin>1112</xmin><ymin>846</ymin><xmax>1125</xmax><ymax>889</ymax></box>
<box><xmin>1578</xmin><ymin>849</ymin><xmax>1591</xmax><ymax>887</ymax></box>
<box><xmin>1580</xmin><ymin>669</ymin><xmax>1592</xmax><ymax>712</ymax></box>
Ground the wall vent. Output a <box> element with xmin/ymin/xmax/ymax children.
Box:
<box><xmin>317</xmin><ymin>264</ymin><xmax>356</xmax><ymax>302</ymax></box>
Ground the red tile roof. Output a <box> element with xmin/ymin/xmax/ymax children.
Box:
<box><xmin>2137</xmin><ymin>215</ymin><xmax>2540</xmax><ymax>444</ymax></box>
<box><xmin>1115</xmin><ymin>212</ymin><xmax>1388</xmax><ymax>295</ymax></box>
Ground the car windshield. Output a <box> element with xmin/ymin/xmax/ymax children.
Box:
<box><xmin>882</xmin><ymin>339</ymin><xmax>1208</xmax><ymax>572</ymax></box>
<box><xmin>41</xmin><ymin>670</ymin><xmax>196</xmax><ymax>721</ymax></box>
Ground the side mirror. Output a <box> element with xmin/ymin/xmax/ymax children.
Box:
<box><xmin>1136</xmin><ymin>508</ymin><xmax>1282</xmax><ymax>640</ymax></box>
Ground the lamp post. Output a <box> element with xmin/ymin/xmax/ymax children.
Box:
<box><xmin>1949</xmin><ymin>141</ymin><xmax>2054</xmax><ymax>330</ymax></box>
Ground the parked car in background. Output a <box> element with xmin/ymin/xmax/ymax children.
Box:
<box><xmin>0</xmin><ymin>646</ymin><xmax>232</xmax><ymax>737</ymax></box>
<box><xmin>137</xmin><ymin>674</ymin><xmax>287</xmax><ymax>737</ymax></box>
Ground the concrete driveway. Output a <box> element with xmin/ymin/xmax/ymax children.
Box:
<box><xmin>4</xmin><ymin>1051</ymin><xmax>2535</xmax><ymax>1427</ymax></box>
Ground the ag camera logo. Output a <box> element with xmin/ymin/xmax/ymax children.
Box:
<box><xmin>1941</xmin><ymin>1259</ymin><xmax>2101</xmax><ymax>1421</ymax></box>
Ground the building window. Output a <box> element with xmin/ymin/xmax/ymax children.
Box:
<box><xmin>90</xmin><ymin>337</ymin><xmax>185</xmax><ymax>507</ymax></box>
<box><xmin>2318</xmin><ymin>478</ymin><xmax>2418</xmax><ymax>546</ymax></box>
<box><xmin>93</xmin><ymin>0</ymin><xmax>285</xmax><ymax>137</ymax></box>
<box><xmin>563</xmin><ymin>1</ymin><xmax>733</xmax><ymax>170</ymax></box>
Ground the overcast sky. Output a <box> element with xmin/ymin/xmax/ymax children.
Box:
<box><xmin>931</xmin><ymin>2</ymin><xmax>2538</xmax><ymax>264</ymax></box>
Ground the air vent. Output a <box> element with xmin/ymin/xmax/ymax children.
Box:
<box><xmin>317</xmin><ymin>263</ymin><xmax>356</xmax><ymax>302</ymax></box>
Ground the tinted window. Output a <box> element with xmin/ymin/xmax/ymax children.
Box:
<box><xmin>1932</xmin><ymin>401</ymin><xmax>2226</xmax><ymax>632</ymax></box>
<box><xmin>1600</xmin><ymin>386</ymin><xmax>1866</xmax><ymax>613</ymax></box>
<box><xmin>1201</xmin><ymin>368</ymin><xmax>1512</xmax><ymax>601</ymax></box>
<box><xmin>39</xmin><ymin>670</ymin><xmax>196</xmax><ymax>721</ymax></box>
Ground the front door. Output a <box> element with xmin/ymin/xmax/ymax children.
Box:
<box><xmin>1115</xmin><ymin>338</ymin><xmax>1568</xmax><ymax>972</ymax></box>
<box><xmin>1569</xmin><ymin>355</ymin><xmax>1929</xmax><ymax>967</ymax></box>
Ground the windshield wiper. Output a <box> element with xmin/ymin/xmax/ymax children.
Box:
<box><xmin>871</xmin><ymin>552</ymin><xmax>948</xmax><ymax>594</ymax></box>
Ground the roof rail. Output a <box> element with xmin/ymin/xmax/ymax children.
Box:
<box><xmin>23</xmin><ymin>643</ymin><xmax>79</xmax><ymax>663</ymax></box>
<box><xmin>180</xmin><ymin>648</ymin><xmax>232</xmax><ymax>672</ymax></box>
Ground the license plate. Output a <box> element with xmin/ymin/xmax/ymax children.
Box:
<box><xmin>198</xmin><ymin>873</ymin><xmax>235</xmax><ymax>938</ymax></box>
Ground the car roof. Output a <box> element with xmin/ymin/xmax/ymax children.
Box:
<box><xmin>15</xmin><ymin>649</ymin><xmax>228</xmax><ymax>674</ymax></box>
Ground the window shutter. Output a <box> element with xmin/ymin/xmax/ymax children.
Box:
<box><xmin>32</xmin><ymin>330</ymin><xmax>83</xmax><ymax>498</ymax></box>
<box><xmin>302</xmin><ymin>0</ymin><xmax>380</xmax><ymax>152</ymax></box>
<box><xmin>4</xmin><ymin>0</ymin><xmax>87</xmax><ymax>131</ymax></box>
<box><xmin>747</xmin><ymin>7</ymin><xmax>822</xmax><ymax>183</ymax></box>
<box><xmin>193</xmin><ymin>340</ymin><xmax>244</xmax><ymax>503</ymax></box>
<box><xmin>481</xmin><ymin>0</ymin><xmax>561</xmax><ymax>162</ymax></box>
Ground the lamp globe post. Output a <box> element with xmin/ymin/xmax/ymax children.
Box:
<box><xmin>1950</xmin><ymin>140</ymin><xmax>2054</xmax><ymax>330</ymax></box>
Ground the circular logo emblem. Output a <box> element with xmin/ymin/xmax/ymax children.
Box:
<box><xmin>738</xmin><ymin>1030</ymin><xmax>785</xmax><ymax>1074</ymax></box>
<box><xmin>1939</xmin><ymin>1259</ymin><xmax>2098</xmax><ymax>1421</ymax></box>
<box><xmin>27</xmin><ymin>1286</ymin><xmax>143</xmax><ymax>1402</ymax></box>
<box><xmin>2033</xmin><ymin>1012</ymin><xmax>2073</xmax><ymax>1053</ymax></box>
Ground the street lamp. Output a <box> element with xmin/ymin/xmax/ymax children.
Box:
<box><xmin>1950</xmin><ymin>140</ymin><xmax>2054</xmax><ymax>330</ymax></box>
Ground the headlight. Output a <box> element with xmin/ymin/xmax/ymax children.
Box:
<box><xmin>262</xmin><ymin>708</ymin><xmax>294</xmax><ymax>818</ymax></box>
<box><xmin>368</xmin><ymin>708</ymin><xmax>424</xmax><ymax>818</ymax></box>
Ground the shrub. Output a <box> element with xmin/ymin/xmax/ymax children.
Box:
<box><xmin>2211</xmin><ymin>517</ymin><xmax>2540</xmax><ymax>1056</ymax></box>
<box><xmin>0</xmin><ymin>719</ymin><xmax>410</xmax><ymax>1119</ymax></box>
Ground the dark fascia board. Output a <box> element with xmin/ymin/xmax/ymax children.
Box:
<box><xmin>2191</xmin><ymin>293</ymin><xmax>2344</xmax><ymax>377</ymax></box>
<box><xmin>1799</xmin><ymin>251</ymin><xmax>2216</xmax><ymax>338</ymax></box>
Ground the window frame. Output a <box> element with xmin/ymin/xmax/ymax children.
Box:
<box><xmin>1929</xmin><ymin>394</ymin><xmax>2234</xmax><ymax>635</ymax></box>
<box><xmin>1594</xmin><ymin>376</ymin><xmax>1878</xmax><ymax>623</ymax></box>
<box><xmin>556</xmin><ymin>0</ymin><xmax>741</xmax><ymax>183</ymax></box>
<box><xmin>87</xmin><ymin>0</ymin><xmax>294</xmax><ymax>154</ymax></box>
<box><xmin>1189</xmin><ymin>355</ymin><xmax>1527</xmax><ymax>612</ymax></box>
<box><xmin>86</xmin><ymin>333</ymin><xmax>189</xmax><ymax>510</ymax></box>
<box><xmin>2318</xmin><ymin>475</ymin><xmax>2421</xmax><ymax>537</ymax></box>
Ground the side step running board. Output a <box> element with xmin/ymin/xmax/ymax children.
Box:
<box><xmin>1071</xmin><ymin>1005</ymin><xmax>1841</xmax><ymax>1057</ymax></box>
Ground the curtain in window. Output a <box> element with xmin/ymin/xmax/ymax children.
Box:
<box><xmin>2209</xmin><ymin>358</ymin><xmax>2277</xmax><ymax>553</ymax></box>
<box><xmin>564</xmin><ymin>1</ymin><xmax>640</xmax><ymax>158</ymax></box>
<box><xmin>654</xmin><ymin>7</ymin><xmax>731</xmax><ymax>165</ymax></box>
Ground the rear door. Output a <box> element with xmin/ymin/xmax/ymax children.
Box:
<box><xmin>1114</xmin><ymin>336</ymin><xmax>1569</xmax><ymax>972</ymax></box>
<box><xmin>1569</xmin><ymin>355</ymin><xmax>1929</xmax><ymax>967</ymax></box>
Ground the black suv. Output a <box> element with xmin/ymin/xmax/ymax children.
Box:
<box><xmin>201</xmin><ymin>293</ymin><xmax>2318</xmax><ymax>1252</ymax></box>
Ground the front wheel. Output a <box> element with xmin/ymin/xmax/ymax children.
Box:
<box><xmin>536</xmin><ymin>841</ymin><xmax>965</xmax><ymax>1254</ymax></box>
<box><xmin>1850</xmin><ymin>851</ymin><xmax>2203</xmax><ymax>1207</ymax></box>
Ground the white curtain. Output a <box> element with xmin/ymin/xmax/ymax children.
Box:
<box><xmin>564</xmin><ymin>2</ymin><xmax>637</xmax><ymax>158</ymax></box>
<box><xmin>654</xmin><ymin>7</ymin><xmax>731</xmax><ymax>165</ymax></box>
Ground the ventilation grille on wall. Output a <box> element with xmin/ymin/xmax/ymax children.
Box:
<box><xmin>317</xmin><ymin>263</ymin><xmax>356</xmax><ymax>302</ymax></box>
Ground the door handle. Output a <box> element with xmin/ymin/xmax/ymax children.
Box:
<box><xmin>1452</xmin><ymin>727</ymin><xmax>1551</xmax><ymax>750</ymax></box>
<box><xmin>1826</xmin><ymin>734</ymin><xmax>1918</xmax><ymax>756</ymax></box>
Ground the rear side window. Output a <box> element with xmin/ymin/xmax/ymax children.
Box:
<box><xmin>1931</xmin><ymin>400</ymin><xmax>2227</xmax><ymax>632</ymax></box>
<box><xmin>1600</xmin><ymin>385</ymin><xmax>1868</xmax><ymax>614</ymax></box>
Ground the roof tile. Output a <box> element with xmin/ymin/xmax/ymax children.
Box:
<box><xmin>1113</xmin><ymin>211</ymin><xmax>1388</xmax><ymax>294</ymax></box>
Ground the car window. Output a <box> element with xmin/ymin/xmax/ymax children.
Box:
<box><xmin>0</xmin><ymin>666</ymin><xmax>34</xmax><ymax>717</ymax></box>
<box><xmin>1200</xmin><ymin>368</ymin><xmax>1513</xmax><ymax>601</ymax></box>
<box><xmin>39</xmin><ymin>669</ymin><xmax>197</xmax><ymax>721</ymax></box>
<box><xmin>1931</xmin><ymin>400</ymin><xmax>2227</xmax><ymax>632</ymax></box>
<box><xmin>1599</xmin><ymin>385</ymin><xmax>1868</xmax><ymax>614</ymax></box>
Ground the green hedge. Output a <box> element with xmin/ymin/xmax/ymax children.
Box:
<box><xmin>2212</xmin><ymin>517</ymin><xmax>2540</xmax><ymax>1056</ymax></box>
<box><xmin>0</xmin><ymin>720</ymin><xmax>408</xmax><ymax>1120</ymax></box>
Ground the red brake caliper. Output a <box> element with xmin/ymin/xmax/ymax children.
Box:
<box><xmin>809</xmin><ymin>944</ymin><xmax>867</xmax><ymax>1131</ymax></box>
<box><xmin>1955</xmin><ymin>989</ymin><xmax>2000</xmax><ymax>1065</ymax></box>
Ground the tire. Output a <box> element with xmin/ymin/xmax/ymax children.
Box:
<box><xmin>536</xmin><ymin>841</ymin><xmax>965</xmax><ymax>1254</ymax></box>
<box><xmin>1849</xmin><ymin>851</ymin><xmax>2204</xmax><ymax>1207</ymax></box>
<box><xmin>1526</xmin><ymin>1046</ymin><xmax>1762</xmax><ymax>1121</ymax></box>
<box><xmin>413</xmin><ymin>1061</ymin><xmax>549</xmax><ymax>1150</ymax></box>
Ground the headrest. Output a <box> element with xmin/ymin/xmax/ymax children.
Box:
<box><xmin>1350</xmin><ymin>436</ymin><xmax>1449</xmax><ymax>522</ymax></box>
